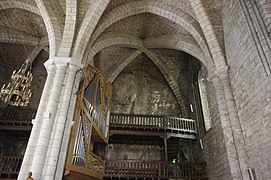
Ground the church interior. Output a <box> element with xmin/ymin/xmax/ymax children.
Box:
<box><xmin>0</xmin><ymin>0</ymin><xmax>271</xmax><ymax>180</ymax></box>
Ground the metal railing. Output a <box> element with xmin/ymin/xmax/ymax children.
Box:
<box><xmin>110</xmin><ymin>113</ymin><xmax>197</xmax><ymax>134</ymax></box>
<box><xmin>104</xmin><ymin>160</ymin><xmax>207</xmax><ymax>179</ymax></box>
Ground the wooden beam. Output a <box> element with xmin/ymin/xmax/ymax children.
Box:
<box><xmin>164</xmin><ymin>138</ymin><xmax>168</xmax><ymax>162</ymax></box>
<box><xmin>109</xmin><ymin>130</ymin><xmax>166</xmax><ymax>138</ymax></box>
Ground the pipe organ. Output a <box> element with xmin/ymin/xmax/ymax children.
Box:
<box><xmin>64</xmin><ymin>65</ymin><xmax>111</xmax><ymax>180</ymax></box>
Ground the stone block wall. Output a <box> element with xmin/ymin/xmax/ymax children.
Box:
<box><xmin>29</xmin><ymin>50</ymin><xmax>48</xmax><ymax>109</ymax></box>
<box><xmin>202</xmin><ymin>78</ymin><xmax>232</xmax><ymax>180</ymax></box>
<box><xmin>111</xmin><ymin>53</ymin><xmax>181</xmax><ymax>116</ymax></box>
<box><xmin>223</xmin><ymin>0</ymin><xmax>271</xmax><ymax>179</ymax></box>
<box><xmin>197</xmin><ymin>65</ymin><xmax>232</xmax><ymax>180</ymax></box>
<box><xmin>182</xmin><ymin>58</ymin><xmax>232</xmax><ymax>179</ymax></box>
<box><xmin>106</xmin><ymin>144</ymin><xmax>162</xmax><ymax>161</ymax></box>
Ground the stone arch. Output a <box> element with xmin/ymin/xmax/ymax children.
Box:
<box><xmin>72</xmin><ymin>0</ymin><xmax>110</xmax><ymax>60</ymax></box>
<box><xmin>106</xmin><ymin>48</ymin><xmax>189</xmax><ymax>117</ymax></box>
<box><xmin>107</xmin><ymin>50</ymin><xmax>142</xmax><ymax>82</ymax></box>
<box><xmin>0</xmin><ymin>0</ymin><xmax>40</xmax><ymax>15</ymax></box>
<box><xmin>87</xmin><ymin>35</ymin><xmax>144</xmax><ymax>64</ymax></box>
<box><xmin>92</xmin><ymin>35</ymin><xmax>191</xmax><ymax>116</ymax></box>
<box><xmin>88</xmin><ymin>0</ymin><xmax>201</xmax><ymax>47</ymax></box>
<box><xmin>57</xmin><ymin>0</ymin><xmax>77</xmax><ymax>57</ymax></box>
<box><xmin>143</xmin><ymin>49</ymin><xmax>189</xmax><ymax>117</ymax></box>
<box><xmin>28</xmin><ymin>37</ymin><xmax>49</xmax><ymax>62</ymax></box>
<box><xmin>189</xmin><ymin>0</ymin><xmax>226</xmax><ymax>68</ymax></box>
<box><xmin>0</xmin><ymin>27</ymin><xmax>40</xmax><ymax>46</ymax></box>
<box><xmin>35</xmin><ymin>0</ymin><xmax>64</xmax><ymax>57</ymax></box>
<box><xmin>84</xmin><ymin>0</ymin><xmax>215</xmax><ymax>70</ymax></box>
<box><xmin>88</xmin><ymin>33</ymin><xmax>210</xmax><ymax>71</ymax></box>
<box><xmin>143</xmin><ymin>34</ymin><xmax>205</xmax><ymax>64</ymax></box>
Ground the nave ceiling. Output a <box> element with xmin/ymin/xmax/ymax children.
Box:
<box><xmin>0</xmin><ymin>0</ymin><xmax>223</xmax><ymax>114</ymax></box>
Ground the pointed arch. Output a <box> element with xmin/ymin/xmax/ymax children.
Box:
<box><xmin>0</xmin><ymin>0</ymin><xmax>40</xmax><ymax>15</ymax></box>
<box><xmin>91</xmin><ymin>34</ymin><xmax>191</xmax><ymax>116</ymax></box>
<box><xmin>89</xmin><ymin>0</ymin><xmax>201</xmax><ymax>46</ymax></box>
<box><xmin>35</xmin><ymin>0</ymin><xmax>64</xmax><ymax>57</ymax></box>
<box><xmin>88</xmin><ymin>33</ymin><xmax>208</xmax><ymax>71</ymax></box>
<box><xmin>84</xmin><ymin>0</ymin><xmax>215</xmax><ymax>70</ymax></box>
<box><xmin>144</xmin><ymin>49</ymin><xmax>189</xmax><ymax>117</ymax></box>
<box><xmin>143</xmin><ymin>34</ymin><xmax>205</xmax><ymax>65</ymax></box>
<box><xmin>72</xmin><ymin>0</ymin><xmax>110</xmax><ymax>60</ymax></box>
<box><xmin>57</xmin><ymin>0</ymin><xmax>77</xmax><ymax>57</ymax></box>
<box><xmin>107</xmin><ymin>50</ymin><xmax>142</xmax><ymax>82</ymax></box>
<box><xmin>189</xmin><ymin>0</ymin><xmax>226</xmax><ymax>68</ymax></box>
<box><xmin>87</xmin><ymin>34</ymin><xmax>144</xmax><ymax>64</ymax></box>
<box><xmin>0</xmin><ymin>27</ymin><xmax>40</xmax><ymax>46</ymax></box>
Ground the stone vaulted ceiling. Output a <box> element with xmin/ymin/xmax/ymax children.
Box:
<box><xmin>103</xmin><ymin>13</ymin><xmax>190</xmax><ymax>39</ymax></box>
<box><xmin>0</xmin><ymin>0</ymin><xmax>224</xmax><ymax>68</ymax></box>
<box><xmin>0</xmin><ymin>0</ymin><xmax>224</xmax><ymax>115</ymax></box>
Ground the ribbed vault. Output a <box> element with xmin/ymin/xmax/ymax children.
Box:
<box><xmin>0</xmin><ymin>0</ymin><xmax>224</xmax><ymax>118</ymax></box>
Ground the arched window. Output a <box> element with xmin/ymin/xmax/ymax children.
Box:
<box><xmin>198</xmin><ymin>69</ymin><xmax>212</xmax><ymax>131</ymax></box>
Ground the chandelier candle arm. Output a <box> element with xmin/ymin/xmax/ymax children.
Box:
<box><xmin>0</xmin><ymin>59</ymin><xmax>33</xmax><ymax>106</ymax></box>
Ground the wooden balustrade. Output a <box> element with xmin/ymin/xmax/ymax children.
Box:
<box><xmin>110</xmin><ymin>114</ymin><xmax>165</xmax><ymax>130</ymax></box>
<box><xmin>104</xmin><ymin>160</ymin><xmax>207</xmax><ymax>179</ymax></box>
<box><xmin>166</xmin><ymin>116</ymin><xmax>197</xmax><ymax>133</ymax></box>
<box><xmin>160</xmin><ymin>162</ymin><xmax>207</xmax><ymax>179</ymax></box>
<box><xmin>0</xmin><ymin>108</ymin><xmax>36</xmax><ymax>130</ymax></box>
<box><xmin>0</xmin><ymin>156</ymin><xmax>23</xmax><ymax>177</ymax></box>
<box><xmin>110</xmin><ymin>113</ymin><xmax>197</xmax><ymax>134</ymax></box>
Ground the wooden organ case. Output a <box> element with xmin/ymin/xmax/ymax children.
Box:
<box><xmin>64</xmin><ymin>65</ymin><xmax>111</xmax><ymax>180</ymax></box>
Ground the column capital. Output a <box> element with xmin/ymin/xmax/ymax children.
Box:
<box><xmin>44</xmin><ymin>57</ymin><xmax>85</xmax><ymax>70</ymax></box>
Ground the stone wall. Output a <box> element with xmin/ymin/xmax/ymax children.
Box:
<box><xmin>111</xmin><ymin>53</ymin><xmax>181</xmax><ymax>116</ymax></box>
<box><xmin>201</xmin><ymin>69</ymin><xmax>232</xmax><ymax>180</ymax></box>
<box><xmin>29</xmin><ymin>50</ymin><xmax>48</xmax><ymax>109</ymax></box>
<box><xmin>107</xmin><ymin>50</ymin><xmax>196</xmax><ymax>162</ymax></box>
<box><xmin>186</xmin><ymin>59</ymin><xmax>232</xmax><ymax>180</ymax></box>
<box><xmin>94</xmin><ymin>46</ymin><xmax>135</xmax><ymax>75</ymax></box>
<box><xmin>106</xmin><ymin>144</ymin><xmax>162</xmax><ymax>161</ymax></box>
<box><xmin>0</xmin><ymin>138</ymin><xmax>28</xmax><ymax>156</ymax></box>
<box><xmin>223</xmin><ymin>0</ymin><xmax>271</xmax><ymax>179</ymax></box>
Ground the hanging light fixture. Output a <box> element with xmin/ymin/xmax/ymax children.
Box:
<box><xmin>0</xmin><ymin>59</ymin><xmax>33</xmax><ymax>106</ymax></box>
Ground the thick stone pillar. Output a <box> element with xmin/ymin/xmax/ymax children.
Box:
<box><xmin>211</xmin><ymin>66</ymin><xmax>250</xmax><ymax>180</ymax></box>
<box><xmin>55</xmin><ymin>70</ymin><xmax>82</xmax><ymax>179</ymax></box>
<box><xmin>18</xmin><ymin>60</ymin><xmax>56</xmax><ymax>180</ymax></box>
<box><xmin>18</xmin><ymin>57</ymin><xmax>84</xmax><ymax>180</ymax></box>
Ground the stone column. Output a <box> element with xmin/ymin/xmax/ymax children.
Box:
<box><xmin>30</xmin><ymin>59</ymin><xmax>67</xmax><ymax>180</ymax></box>
<box><xmin>55</xmin><ymin>69</ymin><xmax>82</xmax><ymax>179</ymax></box>
<box><xmin>43</xmin><ymin>60</ymin><xmax>84</xmax><ymax>179</ymax></box>
<box><xmin>18</xmin><ymin>57</ymin><xmax>84</xmax><ymax>180</ymax></box>
<box><xmin>18</xmin><ymin>59</ymin><xmax>57</xmax><ymax>180</ymax></box>
<box><xmin>211</xmin><ymin>66</ymin><xmax>250</xmax><ymax>180</ymax></box>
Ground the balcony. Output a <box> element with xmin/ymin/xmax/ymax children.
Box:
<box><xmin>0</xmin><ymin>155</ymin><xmax>208</xmax><ymax>180</ymax></box>
<box><xmin>110</xmin><ymin>113</ymin><xmax>197</xmax><ymax>139</ymax></box>
<box><xmin>0</xmin><ymin>108</ymin><xmax>36</xmax><ymax>131</ymax></box>
<box><xmin>0</xmin><ymin>109</ymin><xmax>201</xmax><ymax>179</ymax></box>
<box><xmin>0</xmin><ymin>156</ymin><xmax>23</xmax><ymax>179</ymax></box>
<box><xmin>104</xmin><ymin>160</ymin><xmax>208</xmax><ymax>179</ymax></box>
